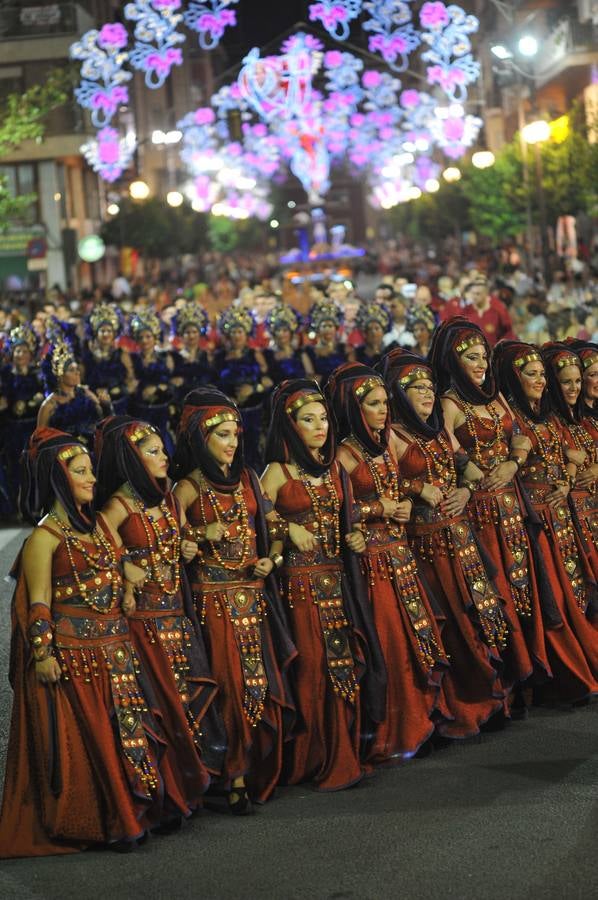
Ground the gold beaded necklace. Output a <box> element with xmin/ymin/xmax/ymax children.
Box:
<box><xmin>517</xmin><ymin>410</ymin><xmax>565</xmax><ymax>470</ymax></box>
<box><xmin>196</xmin><ymin>475</ymin><xmax>253</xmax><ymax>571</ymax></box>
<box><xmin>296</xmin><ymin>464</ymin><xmax>341</xmax><ymax>558</ymax></box>
<box><xmin>411</xmin><ymin>432</ymin><xmax>457</xmax><ymax>490</ymax></box>
<box><xmin>49</xmin><ymin>512</ymin><xmax>120</xmax><ymax>612</ymax></box>
<box><xmin>459</xmin><ymin>400</ymin><xmax>507</xmax><ymax>465</ymax></box>
<box><xmin>346</xmin><ymin>437</ymin><xmax>400</xmax><ymax>503</ymax></box>
<box><xmin>130</xmin><ymin>495</ymin><xmax>181</xmax><ymax>596</ymax></box>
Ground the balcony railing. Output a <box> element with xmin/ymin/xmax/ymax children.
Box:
<box><xmin>0</xmin><ymin>3</ymin><xmax>94</xmax><ymax>40</ymax></box>
<box><xmin>534</xmin><ymin>16</ymin><xmax>597</xmax><ymax>85</ymax></box>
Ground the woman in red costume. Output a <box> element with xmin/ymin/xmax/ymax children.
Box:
<box><xmin>383</xmin><ymin>351</ymin><xmax>510</xmax><ymax>737</ymax></box>
<box><xmin>428</xmin><ymin>319</ymin><xmax>551</xmax><ymax>700</ymax></box>
<box><xmin>327</xmin><ymin>363</ymin><xmax>449</xmax><ymax>762</ymax></box>
<box><xmin>542</xmin><ymin>343</ymin><xmax>598</xmax><ymax>582</ymax></box>
<box><xmin>95</xmin><ymin>416</ymin><xmax>224</xmax><ymax>814</ymax></box>
<box><xmin>494</xmin><ymin>342</ymin><xmax>598</xmax><ymax>702</ymax></box>
<box><xmin>261</xmin><ymin>379</ymin><xmax>384</xmax><ymax>790</ymax></box>
<box><xmin>0</xmin><ymin>428</ymin><xmax>190</xmax><ymax>857</ymax></box>
<box><xmin>172</xmin><ymin>388</ymin><xmax>296</xmax><ymax>814</ymax></box>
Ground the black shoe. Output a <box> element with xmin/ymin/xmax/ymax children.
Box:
<box><xmin>228</xmin><ymin>787</ymin><xmax>254</xmax><ymax>816</ymax></box>
<box><xmin>151</xmin><ymin>816</ymin><xmax>182</xmax><ymax>836</ymax></box>
<box><xmin>110</xmin><ymin>839</ymin><xmax>137</xmax><ymax>853</ymax></box>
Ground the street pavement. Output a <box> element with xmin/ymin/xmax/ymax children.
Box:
<box><xmin>1</xmin><ymin>525</ymin><xmax>598</xmax><ymax>900</ymax></box>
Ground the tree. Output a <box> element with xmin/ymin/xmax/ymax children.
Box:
<box><xmin>461</xmin><ymin>144</ymin><xmax>527</xmax><ymax>242</ymax></box>
<box><xmin>0</xmin><ymin>67</ymin><xmax>74</xmax><ymax>228</ymax></box>
<box><xmin>101</xmin><ymin>197</ymin><xmax>210</xmax><ymax>259</ymax></box>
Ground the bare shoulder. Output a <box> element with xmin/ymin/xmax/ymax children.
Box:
<box><xmin>261</xmin><ymin>462</ymin><xmax>286</xmax><ymax>490</ymax></box>
<box><xmin>172</xmin><ymin>477</ymin><xmax>198</xmax><ymax>506</ymax></box>
<box><xmin>100</xmin><ymin>494</ymin><xmax>129</xmax><ymax>528</ymax></box>
<box><xmin>336</xmin><ymin>445</ymin><xmax>359</xmax><ymax>474</ymax></box>
<box><xmin>23</xmin><ymin>522</ymin><xmax>59</xmax><ymax>560</ymax></box>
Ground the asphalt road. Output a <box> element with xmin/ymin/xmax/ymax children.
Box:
<box><xmin>1</xmin><ymin>525</ymin><xmax>598</xmax><ymax>900</ymax></box>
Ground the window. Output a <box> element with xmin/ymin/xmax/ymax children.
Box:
<box><xmin>0</xmin><ymin>163</ymin><xmax>38</xmax><ymax>224</ymax></box>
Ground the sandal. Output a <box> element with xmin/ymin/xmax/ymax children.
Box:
<box><xmin>228</xmin><ymin>786</ymin><xmax>254</xmax><ymax>816</ymax></box>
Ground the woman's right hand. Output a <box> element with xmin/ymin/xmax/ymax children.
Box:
<box><xmin>420</xmin><ymin>482</ymin><xmax>443</xmax><ymax>508</ymax></box>
<box><xmin>35</xmin><ymin>657</ymin><xmax>62</xmax><ymax>684</ymax></box>
<box><xmin>289</xmin><ymin>522</ymin><xmax>317</xmax><ymax>553</ymax></box>
<box><xmin>205</xmin><ymin>522</ymin><xmax>227</xmax><ymax>542</ymax></box>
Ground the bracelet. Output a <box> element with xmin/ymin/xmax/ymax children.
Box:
<box><xmin>460</xmin><ymin>480</ymin><xmax>478</xmax><ymax>494</ymax></box>
<box><xmin>28</xmin><ymin>603</ymin><xmax>55</xmax><ymax>662</ymax></box>
<box><xmin>508</xmin><ymin>455</ymin><xmax>524</xmax><ymax>469</ymax></box>
<box><xmin>355</xmin><ymin>500</ymin><xmax>384</xmax><ymax>521</ymax></box>
<box><xmin>268</xmin><ymin>518</ymin><xmax>289</xmax><ymax>543</ymax></box>
<box><xmin>269</xmin><ymin>553</ymin><xmax>284</xmax><ymax>569</ymax></box>
<box><xmin>400</xmin><ymin>478</ymin><xmax>424</xmax><ymax>498</ymax></box>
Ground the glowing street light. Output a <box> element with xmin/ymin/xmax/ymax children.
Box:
<box><xmin>471</xmin><ymin>150</ymin><xmax>495</xmax><ymax>169</ymax></box>
<box><xmin>442</xmin><ymin>166</ymin><xmax>461</xmax><ymax>183</ymax></box>
<box><xmin>129</xmin><ymin>180</ymin><xmax>150</xmax><ymax>200</ymax></box>
<box><xmin>166</xmin><ymin>190</ymin><xmax>184</xmax><ymax>207</ymax></box>
<box><xmin>269</xmin><ymin>219</ymin><xmax>280</xmax><ymax>229</ymax></box>
<box><xmin>522</xmin><ymin>120</ymin><xmax>550</xmax><ymax>145</ymax></box>
<box><xmin>490</xmin><ymin>44</ymin><xmax>513</xmax><ymax>60</ymax></box>
<box><xmin>425</xmin><ymin>178</ymin><xmax>440</xmax><ymax>193</ymax></box>
<box><xmin>106</xmin><ymin>202</ymin><xmax>120</xmax><ymax>215</ymax></box>
<box><xmin>518</xmin><ymin>35</ymin><xmax>538</xmax><ymax>57</ymax></box>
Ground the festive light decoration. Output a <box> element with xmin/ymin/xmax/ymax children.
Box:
<box><xmin>125</xmin><ymin>0</ymin><xmax>185</xmax><ymax>88</ymax></box>
<box><xmin>71</xmin><ymin>3</ymin><xmax>484</xmax><ymax>214</ymax></box>
<box><xmin>362</xmin><ymin>0</ymin><xmax>421</xmax><ymax>72</ymax></box>
<box><xmin>309</xmin><ymin>1</ymin><xmax>362</xmax><ymax>42</ymax></box>
<box><xmin>70</xmin><ymin>25</ymin><xmax>132</xmax><ymax>127</ymax></box>
<box><xmin>81</xmin><ymin>127</ymin><xmax>136</xmax><ymax>182</ymax></box>
<box><xmin>184</xmin><ymin>0</ymin><xmax>239</xmax><ymax>50</ymax></box>
<box><xmin>419</xmin><ymin>2</ymin><xmax>480</xmax><ymax>101</ymax></box>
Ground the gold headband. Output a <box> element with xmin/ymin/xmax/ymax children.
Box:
<box><xmin>399</xmin><ymin>368</ymin><xmax>432</xmax><ymax>389</ymax></box>
<box><xmin>581</xmin><ymin>353</ymin><xmax>598</xmax><ymax>370</ymax></box>
<box><xmin>286</xmin><ymin>393</ymin><xmax>324</xmax><ymax>416</ymax></box>
<box><xmin>128</xmin><ymin>425</ymin><xmax>158</xmax><ymax>444</ymax></box>
<box><xmin>58</xmin><ymin>444</ymin><xmax>88</xmax><ymax>462</ymax></box>
<box><xmin>355</xmin><ymin>377</ymin><xmax>384</xmax><ymax>399</ymax></box>
<box><xmin>203</xmin><ymin>411</ymin><xmax>239</xmax><ymax>430</ymax></box>
<box><xmin>555</xmin><ymin>355</ymin><xmax>582</xmax><ymax>371</ymax></box>
<box><xmin>514</xmin><ymin>352</ymin><xmax>541</xmax><ymax>369</ymax></box>
<box><xmin>455</xmin><ymin>334</ymin><xmax>485</xmax><ymax>355</ymax></box>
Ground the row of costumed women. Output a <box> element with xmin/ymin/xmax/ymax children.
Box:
<box><xmin>0</xmin><ymin>316</ymin><xmax>596</xmax><ymax>858</ymax></box>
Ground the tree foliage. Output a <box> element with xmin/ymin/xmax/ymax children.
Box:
<box><xmin>0</xmin><ymin>66</ymin><xmax>75</xmax><ymax>228</ymax></box>
<box><xmin>385</xmin><ymin>102</ymin><xmax>598</xmax><ymax>244</ymax></box>
<box><xmin>101</xmin><ymin>198</ymin><xmax>210</xmax><ymax>258</ymax></box>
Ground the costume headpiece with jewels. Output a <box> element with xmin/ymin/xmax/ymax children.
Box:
<box><xmin>379</xmin><ymin>348</ymin><xmax>444</xmax><ymax>441</ymax></box>
<box><xmin>428</xmin><ymin>316</ymin><xmax>496</xmax><ymax>404</ymax></box>
<box><xmin>94</xmin><ymin>415</ymin><xmax>166</xmax><ymax>509</ymax></box>
<box><xmin>172</xmin><ymin>302</ymin><xmax>209</xmax><ymax>337</ymax></box>
<box><xmin>542</xmin><ymin>342</ymin><xmax>583</xmax><ymax>424</ymax></box>
<box><xmin>563</xmin><ymin>339</ymin><xmax>598</xmax><ymax>420</ymax></box>
<box><xmin>309</xmin><ymin>299</ymin><xmax>343</xmax><ymax>332</ymax></box>
<box><xmin>355</xmin><ymin>302</ymin><xmax>390</xmax><ymax>335</ymax></box>
<box><xmin>326</xmin><ymin>362</ymin><xmax>388</xmax><ymax>455</ymax></box>
<box><xmin>171</xmin><ymin>387</ymin><xmax>244</xmax><ymax>492</ymax></box>
<box><xmin>406</xmin><ymin>305</ymin><xmax>436</xmax><ymax>336</ymax></box>
<box><xmin>492</xmin><ymin>340</ymin><xmax>549</xmax><ymax>424</ymax></box>
<box><xmin>266</xmin><ymin>303</ymin><xmax>301</xmax><ymax>334</ymax></box>
<box><xmin>128</xmin><ymin>309</ymin><xmax>163</xmax><ymax>341</ymax></box>
<box><xmin>217</xmin><ymin>306</ymin><xmax>255</xmax><ymax>337</ymax></box>
<box><xmin>40</xmin><ymin>338</ymin><xmax>77</xmax><ymax>393</ymax></box>
<box><xmin>7</xmin><ymin>323</ymin><xmax>38</xmax><ymax>356</ymax></box>
<box><xmin>265</xmin><ymin>378</ymin><xmax>334</xmax><ymax>478</ymax></box>
<box><xmin>86</xmin><ymin>303</ymin><xmax>122</xmax><ymax>338</ymax></box>
<box><xmin>20</xmin><ymin>426</ymin><xmax>94</xmax><ymax>533</ymax></box>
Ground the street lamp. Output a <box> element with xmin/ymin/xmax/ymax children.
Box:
<box><xmin>521</xmin><ymin>120</ymin><xmax>550</xmax><ymax>144</ymax></box>
<box><xmin>490</xmin><ymin>44</ymin><xmax>513</xmax><ymax>60</ymax></box>
<box><xmin>129</xmin><ymin>180</ymin><xmax>150</xmax><ymax>200</ymax></box>
<box><xmin>518</xmin><ymin>35</ymin><xmax>538</xmax><ymax>57</ymax></box>
<box><xmin>471</xmin><ymin>150</ymin><xmax>495</xmax><ymax>169</ymax></box>
<box><xmin>166</xmin><ymin>190</ymin><xmax>184</xmax><ymax>207</ymax></box>
<box><xmin>522</xmin><ymin>120</ymin><xmax>551</xmax><ymax>287</ymax></box>
<box><xmin>106</xmin><ymin>203</ymin><xmax>120</xmax><ymax>216</ymax></box>
<box><xmin>442</xmin><ymin>166</ymin><xmax>461</xmax><ymax>183</ymax></box>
